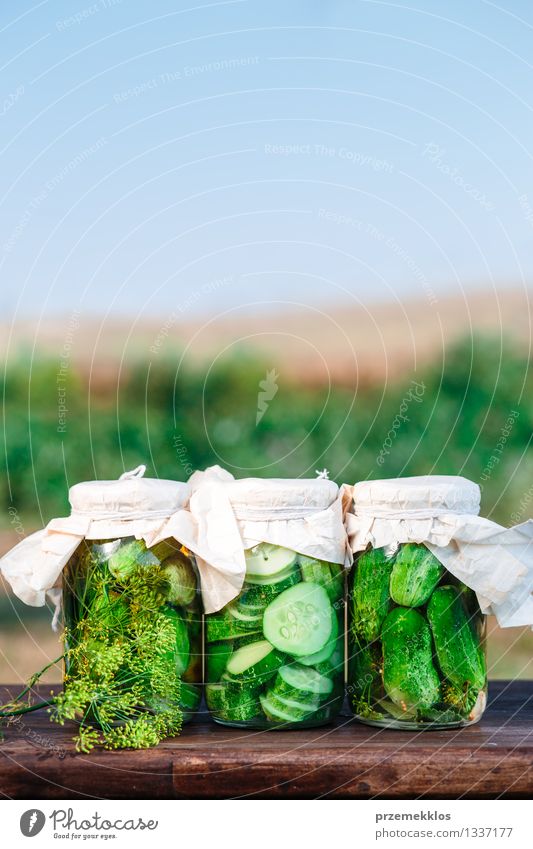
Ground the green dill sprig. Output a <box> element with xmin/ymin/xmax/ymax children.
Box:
<box><xmin>1</xmin><ymin>540</ymin><xmax>186</xmax><ymax>752</ymax></box>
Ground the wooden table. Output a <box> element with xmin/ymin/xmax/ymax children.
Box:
<box><xmin>0</xmin><ymin>681</ymin><xmax>532</xmax><ymax>799</ymax></box>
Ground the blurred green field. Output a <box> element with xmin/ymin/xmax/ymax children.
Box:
<box><xmin>1</xmin><ymin>333</ymin><xmax>532</xmax><ymax>680</ymax></box>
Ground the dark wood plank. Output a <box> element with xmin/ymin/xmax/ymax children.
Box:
<box><xmin>0</xmin><ymin>682</ymin><xmax>532</xmax><ymax>799</ymax></box>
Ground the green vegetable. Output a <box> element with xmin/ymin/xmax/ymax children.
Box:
<box><xmin>272</xmin><ymin>664</ymin><xmax>334</xmax><ymax>701</ymax></box>
<box><xmin>162</xmin><ymin>555</ymin><xmax>197</xmax><ymax>606</ymax></box>
<box><xmin>262</xmin><ymin>582</ymin><xmax>334</xmax><ymax>656</ymax></box>
<box><xmin>206</xmin><ymin>610</ymin><xmax>262</xmax><ymax>642</ymax></box>
<box><xmin>205</xmin><ymin>546</ymin><xmax>345</xmax><ymax>728</ymax></box>
<box><xmin>299</xmin><ymin>555</ymin><xmax>344</xmax><ymax>602</ymax></box>
<box><xmin>260</xmin><ymin>691</ymin><xmax>319</xmax><ymax>723</ymax></box>
<box><xmin>298</xmin><ymin>608</ymin><xmax>339</xmax><ymax>666</ymax></box>
<box><xmin>107</xmin><ymin>539</ymin><xmax>159</xmax><ymax>581</ymax></box>
<box><xmin>427</xmin><ymin>585</ymin><xmax>486</xmax><ymax>696</ymax></box>
<box><xmin>351</xmin><ymin>547</ymin><xmax>394</xmax><ymax>642</ymax></box>
<box><xmin>207</xmin><ymin>641</ymin><xmax>234</xmax><ymax>682</ymax></box>
<box><xmin>389</xmin><ymin>543</ymin><xmax>443</xmax><ymax>607</ymax></box>
<box><xmin>382</xmin><ymin>607</ymin><xmax>440</xmax><ymax>713</ymax></box>
<box><xmin>179</xmin><ymin>682</ymin><xmax>201</xmax><ymax>715</ymax></box>
<box><xmin>160</xmin><ymin>606</ymin><xmax>190</xmax><ymax>676</ymax></box>
<box><xmin>206</xmin><ymin>683</ymin><xmax>261</xmax><ymax>722</ymax></box>
<box><xmin>348</xmin><ymin>640</ymin><xmax>382</xmax><ymax>710</ymax></box>
<box><xmin>245</xmin><ymin>543</ymin><xmax>297</xmax><ymax>579</ymax></box>
<box><xmin>224</xmin><ymin>640</ymin><xmax>285</xmax><ymax>684</ymax></box>
<box><xmin>243</xmin><ymin>564</ymin><xmax>301</xmax><ymax>587</ymax></box>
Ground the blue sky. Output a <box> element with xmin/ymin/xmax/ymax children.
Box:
<box><xmin>1</xmin><ymin>0</ymin><xmax>532</xmax><ymax>320</ymax></box>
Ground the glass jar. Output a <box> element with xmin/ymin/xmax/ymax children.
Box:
<box><xmin>349</xmin><ymin>541</ymin><xmax>487</xmax><ymax>729</ymax></box>
<box><xmin>63</xmin><ymin>535</ymin><xmax>202</xmax><ymax>724</ymax></box>
<box><xmin>205</xmin><ymin>543</ymin><xmax>345</xmax><ymax>728</ymax></box>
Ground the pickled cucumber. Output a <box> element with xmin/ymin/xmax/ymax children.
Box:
<box><xmin>389</xmin><ymin>543</ymin><xmax>443</xmax><ymax>607</ymax></box>
<box><xmin>299</xmin><ymin>555</ymin><xmax>344</xmax><ymax>602</ymax></box>
<box><xmin>427</xmin><ymin>585</ymin><xmax>486</xmax><ymax>695</ymax></box>
<box><xmin>382</xmin><ymin>607</ymin><xmax>440</xmax><ymax>712</ymax></box>
<box><xmin>351</xmin><ymin>547</ymin><xmax>394</xmax><ymax>642</ymax></box>
<box><xmin>206</xmin><ymin>546</ymin><xmax>344</xmax><ymax>728</ymax></box>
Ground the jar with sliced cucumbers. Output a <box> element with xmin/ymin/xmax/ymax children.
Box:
<box><xmin>347</xmin><ymin>477</ymin><xmax>488</xmax><ymax>729</ymax></box>
<box><xmin>204</xmin><ymin>476</ymin><xmax>347</xmax><ymax>728</ymax></box>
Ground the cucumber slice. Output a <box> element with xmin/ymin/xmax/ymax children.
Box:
<box><xmin>244</xmin><ymin>564</ymin><xmax>300</xmax><ymax>587</ymax></box>
<box><xmin>262</xmin><ymin>582</ymin><xmax>334</xmax><ymax>657</ymax></box>
<box><xmin>262</xmin><ymin>689</ymin><xmax>322</xmax><ymax>720</ymax></box>
<box><xmin>299</xmin><ymin>609</ymin><xmax>339</xmax><ymax>666</ymax></box>
<box><xmin>299</xmin><ymin>556</ymin><xmax>345</xmax><ymax>602</ymax></box>
<box><xmin>272</xmin><ymin>663</ymin><xmax>334</xmax><ymax>700</ymax></box>
<box><xmin>206</xmin><ymin>683</ymin><xmax>261</xmax><ymax>722</ymax></box>
<box><xmin>206</xmin><ymin>611</ymin><xmax>261</xmax><ymax>642</ymax></box>
<box><xmin>259</xmin><ymin>693</ymin><xmax>300</xmax><ymax>723</ymax></box>
<box><xmin>226</xmin><ymin>603</ymin><xmax>263</xmax><ymax>628</ymax></box>
<box><xmin>245</xmin><ymin>543</ymin><xmax>297</xmax><ymax>579</ymax></box>
<box><xmin>315</xmin><ymin>639</ymin><xmax>345</xmax><ymax>678</ymax></box>
<box><xmin>225</xmin><ymin>639</ymin><xmax>285</xmax><ymax>684</ymax></box>
<box><xmin>207</xmin><ymin>641</ymin><xmax>233</xmax><ymax>682</ymax></box>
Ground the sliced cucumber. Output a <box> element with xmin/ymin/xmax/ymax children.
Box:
<box><xmin>272</xmin><ymin>663</ymin><xmax>334</xmax><ymax>701</ymax></box>
<box><xmin>224</xmin><ymin>639</ymin><xmax>285</xmax><ymax>684</ymax></box>
<box><xmin>298</xmin><ymin>609</ymin><xmax>339</xmax><ymax>666</ymax></box>
<box><xmin>314</xmin><ymin>639</ymin><xmax>345</xmax><ymax>678</ymax></box>
<box><xmin>299</xmin><ymin>555</ymin><xmax>345</xmax><ymax>602</ymax></box>
<box><xmin>259</xmin><ymin>693</ymin><xmax>300</xmax><ymax>724</ymax></box>
<box><xmin>245</xmin><ymin>543</ymin><xmax>297</xmax><ymax>579</ymax></box>
<box><xmin>207</xmin><ymin>641</ymin><xmax>233</xmax><ymax>682</ymax></box>
<box><xmin>205</xmin><ymin>611</ymin><xmax>261</xmax><ymax>642</ymax></box>
<box><xmin>262</xmin><ymin>582</ymin><xmax>334</xmax><ymax>657</ymax></box>
<box><xmin>206</xmin><ymin>683</ymin><xmax>261</xmax><ymax>722</ymax></box>
<box><xmin>226</xmin><ymin>603</ymin><xmax>263</xmax><ymax>628</ymax></box>
<box><xmin>244</xmin><ymin>563</ymin><xmax>301</xmax><ymax>587</ymax></box>
<box><xmin>262</xmin><ymin>689</ymin><xmax>321</xmax><ymax>720</ymax></box>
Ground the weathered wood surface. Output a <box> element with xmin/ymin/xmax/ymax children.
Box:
<box><xmin>0</xmin><ymin>681</ymin><xmax>531</xmax><ymax>799</ymax></box>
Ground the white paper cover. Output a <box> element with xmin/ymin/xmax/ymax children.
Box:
<box><xmin>346</xmin><ymin>476</ymin><xmax>533</xmax><ymax>628</ymax></box>
<box><xmin>181</xmin><ymin>467</ymin><xmax>349</xmax><ymax>613</ymax></box>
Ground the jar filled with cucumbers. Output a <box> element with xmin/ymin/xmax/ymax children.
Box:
<box><xmin>206</xmin><ymin>542</ymin><xmax>345</xmax><ymax>727</ymax></box>
<box><xmin>347</xmin><ymin>477</ymin><xmax>488</xmax><ymax>729</ymax></box>
<box><xmin>63</xmin><ymin>534</ymin><xmax>203</xmax><ymax>724</ymax></box>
